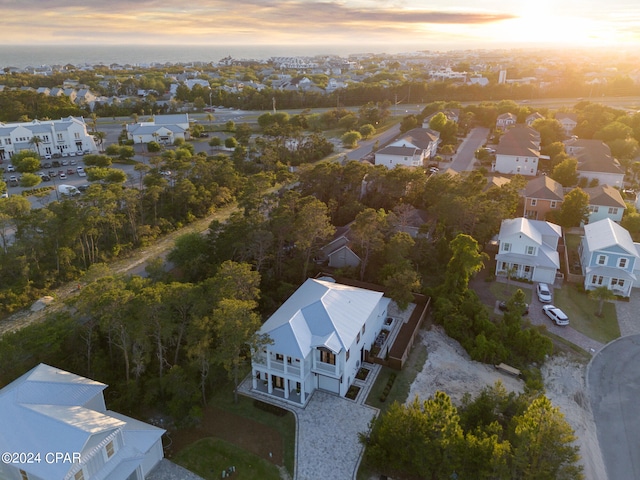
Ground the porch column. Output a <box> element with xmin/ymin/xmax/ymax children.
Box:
<box><xmin>267</xmin><ymin>374</ymin><xmax>273</xmax><ymax>394</ymax></box>
<box><xmin>251</xmin><ymin>368</ymin><xmax>257</xmax><ymax>389</ymax></box>
<box><xmin>284</xmin><ymin>379</ymin><xmax>289</xmax><ymax>399</ymax></box>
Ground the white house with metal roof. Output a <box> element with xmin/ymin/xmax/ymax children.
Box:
<box><xmin>0</xmin><ymin>117</ymin><xmax>98</xmax><ymax>162</ymax></box>
<box><xmin>251</xmin><ymin>278</ymin><xmax>390</xmax><ymax>406</ymax></box>
<box><xmin>495</xmin><ymin>217</ymin><xmax>562</xmax><ymax>284</ymax></box>
<box><xmin>0</xmin><ymin>364</ymin><xmax>165</xmax><ymax>480</ymax></box>
<box><xmin>126</xmin><ymin>114</ymin><xmax>190</xmax><ymax>144</ymax></box>
<box><xmin>579</xmin><ymin>218</ymin><xmax>640</xmax><ymax>296</ymax></box>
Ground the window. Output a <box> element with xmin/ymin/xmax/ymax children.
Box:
<box><xmin>502</xmin><ymin>243</ymin><xmax>511</xmax><ymax>252</ymax></box>
<box><xmin>618</xmin><ymin>258</ymin><xmax>627</xmax><ymax>268</ymax></box>
<box><xmin>362</xmin><ymin>324</ymin><xmax>365</xmax><ymax>334</ymax></box>
<box><xmin>356</xmin><ymin>332</ymin><xmax>360</xmax><ymax>343</ymax></box>
<box><xmin>591</xmin><ymin>275</ymin><xmax>604</xmax><ymax>285</ymax></box>
<box><xmin>74</xmin><ymin>470</ymin><xmax>85</xmax><ymax>480</ymax></box>
<box><xmin>550</xmin><ymin>201</ymin><xmax>557</xmax><ymax>209</ymax></box>
<box><xmin>590</xmin><ymin>206</ymin><xmax>599</xmax><ymax>213</ymax></box>
<box><xmin>275</xmin><ymin>353</ymin><xmax>284</xmax><ymax>361</ymax></box>
<box><xmin>346</xmin><ymin>349</ymin><xmax>350</xmax><ymax>361</ymax></box>
<box><xmin>530</xmin><ymin>199</ymin><xmax>537</xmax><ymax>206</ymax></box>
<box><xmin>105</xmin><ymin>441</ymin><xmax>115</xmax><ymax>459</ymax></box>
<box><xmin>20</xmin><ymin>470</ymin><xmax>29</xmax><ymax>480</ymax></box>
<box><xmin>320</xmin><ymin>350</ymin><xmax>336</xmax><ymax>365</ymax></box>
<box><xmin>524</xmin><ymin>265</ymin><xmax>531</xmax><ymax>273</ymax></box>
<box><xmin>597</xmin><ymin>255</ymin><xmax>606</xmax><ymax>265</ymax></box>
<box><xmin>612</xmin><ymin>278</ymin><xmax>625</xmax><ymax>287</ymax></box>
<box><xmin>609</xmin><ymin>207</ymin><xmax>619</xmax><ymax>215</ymax></box>
<box><xmin>526</xmin><ymin>246</ymin><xmax>535</xmax><ymax>255</ymax></box>
<box><xmin>525</xmin><ymin>158</ymin><xmax>528</xmax><ymax>162</ymax></box>
<box><xmin>74</xmin><ymin>132</ymin><xmax>81</xmax><ymax>139</ymax></box>
<box><xmin>57</xmin><ymin>133</ymin><xmax>64</xmax><ymax>141</ymax></box>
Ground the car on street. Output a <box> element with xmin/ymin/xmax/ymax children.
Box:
<box><xmin>498</xmin><ymin>301</ymin><xmax>529</xmax><ymax>315</ymax></box>
<box><xmin>536</xmin><ymin>283</ymin><xmax>553</xmax><ymax>303</ymax></box>
<box><xmin>59</xmin><ymin>173</ymin><xmax>67</xmax><ymax>180</ymax></box>
<box><xmin>67</xmin><ymin>169</ymin><xmax>75</xmax><ymax>175</ymax></box>
<box><xmin>77</xmin><ymin>167</ymin><xmax>86</xmax><ymax>177</ymax></box>
<box><xmin>7</xmin><ymin>165</ymin><xmax>15</xmax><ymax>172</ymax></box>
<box><xmin>542</xmin><ymin>305</ymin><xmax>569</xmax><ymax>326</ymax></box>
<box><xmin>9</xmin><ymin>175</ymin><xmax>18</xmax><ymax>186</ymax></box>
<box><xmin>49</xmin><ymin>170</ymin><xmax>57</xmax><ymax>177</ymax></box>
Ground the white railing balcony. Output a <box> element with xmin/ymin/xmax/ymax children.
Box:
<box><xmin>314</xmin><ymin>360</ymin><xmax>339</xmax><ymax>376</ymax></box>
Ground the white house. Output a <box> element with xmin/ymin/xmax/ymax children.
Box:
<box><xmin>495</xmin><ymin>217</ymin><xmax>562</xmax><ymax>284</ymax></box>
<box><xmin>387</xmin><ymin>127</ymin><xmax>440</xmax><ymax>161</ymax></box>
<box><xmin>126</xmin><ymin>114</ymin><xmax>190</xmax><ymax>144</ymax></box>
<box><xmin>0</xmin><ymin>364</ymin><xmax>165</xmax><ymax>480</ymax></box>
<box><xmin>374</xmin><ymin>145</ymin><xmax>424</xmax><ymax>169</ymax></box>
<box><xmin>251</xmin><ymin>278</ymin><xmax>391</xmax><ymax>406</ymax></box>
<box><xmin>579</xmin><ymin>218</ymin><xmax>640</xmax><ymax>296</ymax></box>
<box><xmin>0</xmin><ymin>117</ymin><xmax>98</xmax><ymax>162</ymax></box>
<box><xmin>493</xmin><ymin>125</ymin><xmax>541</xmax><ymax>176</ymax></box>
<box><xmin>564</xmin><ymin>138</ymin><xmax>625</xmax><ymax>188</ymax></box>
<box><xmin>555</xmin><ymin>112</ymin><xmax>578</xmax><ymax>136</ymax></box>
<box><xmin>496</xmin><ymin>112</ymin><xmax>516</xmax><ymax>130</ymax></box>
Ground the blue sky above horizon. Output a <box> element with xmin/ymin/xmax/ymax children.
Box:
<box><xmin>4</xmin><ymin>1</ymin><xmax>640</xmax><ymax>49</ymax></box>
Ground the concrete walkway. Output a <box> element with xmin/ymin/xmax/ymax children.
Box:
<box><xmin>238</xmin><ymin>362</ymin><xmax>382</xmax><ymax>480</ymax></box>
<box><xmin>614</xmin><ymin>290</ymin><xmax>640</xmax><ymax>336</ymax></box>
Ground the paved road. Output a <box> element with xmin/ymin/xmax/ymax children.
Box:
<box><xmin>346</xmin><ymin>124</ymin><xmax>401</xmax><ymax>161</ymax></box>
<box><xmin>449</xmin><ymin>127</ymin><xmax>489</xmax><ymax>172</ymax></box>
<box><xmin>588</xmin><ymin>335</ymin><xmax>640</xmax><ymax>480</ymax></box>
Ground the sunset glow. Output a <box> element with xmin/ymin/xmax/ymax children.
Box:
<box><xmin>2</xmin><ymin>0</ymin><xmax>639</xmax><ymax>49</ymax></box>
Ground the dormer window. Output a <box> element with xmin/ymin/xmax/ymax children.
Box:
<box><xmin>618</xmin><ymin>258</ymin><xmax>627</xmax><ymax>268</ymax></box>
<box><xmin>597</xmin><ymin>255</ymin><xmax>606</xmax><ymax>265</ymax></box>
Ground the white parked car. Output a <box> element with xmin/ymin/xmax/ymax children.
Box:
<box><xmin>536</xmin><ymin>283</ymin><xmax>552</xmax><ymax>303</ymax></box>
<box><xmin>542</xmin><ymin>305</ymin><xmax>569</xmax><ymax>326</ymax></box>
<box><xmin>77</xmin><ymin>167</ymin><xmax>86</xmax><ymax>177</ymax></box>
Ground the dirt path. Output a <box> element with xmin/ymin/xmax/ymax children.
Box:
<box><xmin>0</xmin><ymin>203</ymin><xmax>239</xmax><ymax>336</ymax></box>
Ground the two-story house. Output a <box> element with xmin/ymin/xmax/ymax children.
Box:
<box><xmin>0</xmin><ymin>364</ymin><xmax>165</xmax><ymax>480</ymax></box>
<box><xmin>495</xmin><ymin>217</ymin><xmax>562</xmax><ymax>284</ymax></box>
<box><xmin>387</xmin><ymin>127</ymin><xmax>440</xmax><ymax>160</ymax></box>
<box><xmin>374</xmin><ymin>145</ymin><xmax>424</xmax><ymax>169</ymax></box>
<box><xmin>524</xmin><ymin>176</ymin><xmax>564</xmax><ymax>220</ymax></box>
<box><xmin>525</xmin><ymin>112</ymin><xmax>545</xmax><ymax>127</ymax></box>
<box><xmin>251</xmin><ymin>278</ymin><xmax>391</xmax><ymax>406</ymax></box>
<box><xmin>564</xmin><ymin>138</ymin><xmax>625</xmax><ymax>188</ymax></box>
<box><xmin>496</xmin><ymin>113</ymin><xmax>516</xmax><ymax>130</ymax></box>
<box><xmin>584</xmin><ymin>185</ymin><xmax>626</xmax><ymax>224</ymax></box>
<box><xmin>579</xmin><ymin>218</ymin><xmax>639</xmax><ymax>297</ymax></box>
<box><xmin>494</xmin><ymin>125</ymin><xmax>541</xmax><ymax>176</ymax></box>
<box><xmin>555</xmin><ymin>112</ymin><xmax>578</xmax><ymax>136</ymax></box>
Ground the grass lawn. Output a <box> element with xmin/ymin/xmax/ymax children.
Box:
<box><xmin>365</xmin><ymin>341</ymin><xmax>428</xmax><ymax>413</ymax></box>
<box><xmin>209</xmin><ymin>378</ymin><xmax>296</xmax><ymax>476</ymax></box>
<box><xmin>489</xmin><ymin>281</ymin><xmax>533</xmax><ymax>304</ymax></box>
<box><xmin>553</xmin><ymin>284</ymin><xmax>620</xmax><ymax>343</ymax></box>
<box><xmin>173</xmin><ymin>437</ymin><xmax>281</xmax><ymax>480</ymax></box>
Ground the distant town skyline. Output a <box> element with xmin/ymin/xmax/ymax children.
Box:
<box><xmin>5</xmin><ymin>1</ymin><xmax>640</xmax><ymax>50</ymax></box>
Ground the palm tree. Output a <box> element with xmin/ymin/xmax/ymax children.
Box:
<box><xmin>588</xmin><ymin>286</ymin><xmax>616</xmax><ymax>316</ymax></box>
<box><xmin>93</xmin><ymin>131</ymin><xmax>106</xmax><ymax>152</ymax></box>
<box><xmin>29</xmin><ymin>136</ymin><xmax>42</xmax><ymax>157</ymax></box>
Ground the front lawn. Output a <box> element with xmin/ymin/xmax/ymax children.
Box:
<box><xmin>488</xmin><ymin>281</ymin><xmax>533</xmax><ymax>304</ymax></box>
<box><xmin>553</xmin><ymin>284</ymin><xmax>620</xmax><ymax>343</ymax></box>
<box><xmin>172</xmin><ymin>437</ymin><xmax>282</xmax><ymax>480</ymax></box>
<box><xmin>208</xmin><ymin>378</ymin><xmax>296</xmax><ymax>476</ymax></box>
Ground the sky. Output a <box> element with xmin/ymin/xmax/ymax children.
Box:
<box><xmin>3</xmin><ymin>0</ymin><xmax>640</xmax><ymax>50</ymax></box>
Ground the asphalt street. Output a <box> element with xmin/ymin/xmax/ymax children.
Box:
<box><xmin>588</xmin><ymin>335</ymin><xmax>640</xmax><ymax>480</ymax></box>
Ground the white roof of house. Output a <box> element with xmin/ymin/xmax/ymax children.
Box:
<box><xmin>498</xmin><ymin>217</ymin><xmax>561</xmax><ymax>246</ymax></box>
<box><xmin>0</xmin><ymin>364</ymin><xmax>164</xmax><ymax>479</ymax></box>
<box><xmin>583</xmin><ymin>218</ymin><xmax>639</xmax><ymax>257</ymax></box>
<box><xmin>259</xmin><ymin>279</ymin><xmax>386</xmax><ymax>358</ymax></box>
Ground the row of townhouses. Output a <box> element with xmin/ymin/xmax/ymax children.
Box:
<box><xmin>0</xmin><ymin>117</ymin><xmax>98</xmax><ymax>162</ymax></box>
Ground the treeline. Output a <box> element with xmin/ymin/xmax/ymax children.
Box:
<box><xmin>363</xmin><ymin>385</ymin><xmax>583</xmax><ymax>479</ymax></box>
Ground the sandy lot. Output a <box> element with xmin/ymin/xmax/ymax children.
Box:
<box><xmin>407</xmin><ymin>325</ymin><xmax>606</xmax><ymax>480</ymax></box>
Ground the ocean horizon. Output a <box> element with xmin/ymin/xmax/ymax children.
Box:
<box><xmin>0</xmin><ymin>44</ymin><xmax>436</xmax><ymax>70</ymax></box>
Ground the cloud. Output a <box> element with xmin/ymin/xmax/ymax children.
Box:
<box><xmin>1</xmin><ymin>0</ymin><xmax>516</xmax><ymax>36</ymax></box>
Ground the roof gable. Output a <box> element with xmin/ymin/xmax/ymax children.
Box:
<box><xmin>584</xmin><ymin>218</ymin><xmax>638</xmax><ymax>256</ymax></box>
